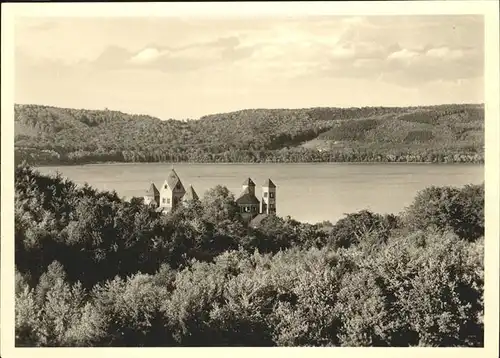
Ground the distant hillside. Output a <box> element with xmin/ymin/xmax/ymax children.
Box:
<box><xmin>14</xmin><ymin>103</ymin><xmax>484</xmax><ymax>165</ymax></box>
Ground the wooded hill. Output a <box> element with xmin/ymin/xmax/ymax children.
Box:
<box><xmin>14</xmin><ymin>103</ymin><xmax>484</xmax><ymax>165</ymax></box>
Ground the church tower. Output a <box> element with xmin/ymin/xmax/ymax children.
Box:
<box><xmin>236</xmin><ymin>178</ymin><xmax>260</xmax><ymax>222</ymax></box>
<box><xmin>183</xmin><ymin>184</ymin><xmax>200</xmax><ymax>207</ymax></box>
<box><xmin>260</xmin><ymin>179</ymin><xmax>276</xmax><ymax>215</ymax></box>
<box><xmin>144</xmin><ymin>182</ymin><xmax>160</xmax><ymax>207</ymax></box>
<box><xmin>159</xmin><ymin>167</ymin><xmax>186</xmax><ymax>213</ymax></box>
<box><xmin>241</xmin><ymin>178</ymin><xmax>256</xmax><ymax>196</ymax></box>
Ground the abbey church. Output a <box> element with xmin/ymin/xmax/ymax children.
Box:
<box><xmin>144</xmin><ymin>168</ymin><xmax>199</xmax><ymax>211</ymax></box>
<box><xmin>143</xmin><ymin>168</ymin><xmax>277</xmax><ymax>226</ymax></box>
<box><xmin>236</xmin><ymin>177</ymin><xmax>277</xmax><ymax>225</ymax></box>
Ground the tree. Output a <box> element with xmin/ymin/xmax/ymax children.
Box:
<box><xmin>15</xmin><ymin>104</ymin><xmax>484</xmax><ymax>165</ymax></box>
<box><xmin>16</xmin><ymin>261</ymin><xmax>102</xmax><ymax>347</ymax></box>
<box><xmin>328</xmin><ymin>210</ymin><xmax>397</xmax><ymax>249</ymax></box>
<box><xmin>403</xmin><ymin>184</ymin><xmax>484</xmax><ymax>241</ymax></box>
<box><xmin>91</xmin><ymin>273</ymin><xmax>171</xmax><ymax>346</ymax></box>
<box><xmin>201</xmin><ymin>185</ymin><xmax>239</xmax><ymax>223</ymax></box>
<box><xmin>14</xmin><ymin>166</ymin><xmax>484</xmax><ymax>347</ymax></box>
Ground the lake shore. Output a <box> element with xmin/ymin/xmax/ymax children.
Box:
<box><xmin>35</xmin><ymin>162</ymin><xmax>484</xmax><ymax>224</ymax></box>
<box><xmin>32</xmin><ymin>160</ymin><xmax>484</xmax><ymax>168</ymax></box>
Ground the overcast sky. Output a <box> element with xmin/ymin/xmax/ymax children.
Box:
<box><xmin>14</xmin><ymin>15</ymin><xmax>484</xmax><ymax>119</ymax></box>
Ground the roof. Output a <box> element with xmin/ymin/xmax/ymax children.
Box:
<box><xmin>145</xmin><ymin>183</ymin><xmax>160</xmax><ymax>197</ymax></box>
<box><xmin>250</xmin><ymin>214</ymin><xmax>269</xmax><ymax>227</ymax></box>
<box><xmin>184</xmin><ymin>185</ymin><xmax>200</xmax><ymax>201</ymax></box>
<box><xmin>236</xmin><ymin>187</ymin><xmax>260</xmax><ymax>205</ymax></box>
<box><xmin>263</xmin><ymin>179</ymin><xmax>276</xmax><ymax>188</ymax></box>
<box><xmin>242</xmin><ymin>178</ymin><xmax>256</xmax><ymax>187</ymax></box>
<box><xmin>164</xmin><ymin>168</ymin><xmax>186</xmax><ymax>193</ymax></box>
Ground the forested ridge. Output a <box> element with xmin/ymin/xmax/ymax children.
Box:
<box><xmin>15</xmin><ymin>164</ymin><xmax>484</xmax><ymax>347</ymax></box>
<box><xmin>14</xmin><ymin>103</ymin><xmax>484</xmax><ymax>165</ymax></box>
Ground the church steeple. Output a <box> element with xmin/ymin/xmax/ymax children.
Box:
<box><xmin>144</xmin><ymin>182</ymin><xmax>160</xmax><ymax>206</ymax></box>
<box><xmin>183</xmin><ymin>184</ymin><xmax>200</xmax><ymax>204</ymax></box>
<box><xmin>236</xmin><ymin>177</ymin><xmax>260</xmax><ymax>223</ymax></box>
<box><xmin>242</xmin><ymin>177</ymin><xmax>256</xmax><ymax>196</ymax></box>
<box><xmin>261</xmin><ymin>178</ymin><xmax>277</xmax><ymax>215</ymax></box>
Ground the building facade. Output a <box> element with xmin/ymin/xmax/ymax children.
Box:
<box><xmin>143</xmin><ymin>168</ymin><xmax>276</xmax><ymax>223</ymax></box>
<box><xmin>236</xmin><ymin>178</ymin><xmax>261</xmax><ymax>222</ymax></box>
<box><xmin>260</xmin><ymin>179</ymin><xmax>277</xmax><ymax>215</ymax></box>
<box><xmin>144</xmin><ymin>168</ymin><xmax>199</xmax><ymax>213</ymax></box>
<box><xmin>235</xmin><ymin>177</ymin><xmax>277</xmax><ymax>223</ymax></box>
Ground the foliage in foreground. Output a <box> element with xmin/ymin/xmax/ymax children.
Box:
<box><xmin>15</xmin><ymin>235</ymin><xmax>484</xmax><ymax>347</ymax></box>
<box><xmin>14</xmin><ymin>165</ymin><xmax>484</xmax><ymax>347</ymax></box>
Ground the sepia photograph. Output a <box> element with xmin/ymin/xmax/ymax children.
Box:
<box><xmin>1</xmin><ymin>1</ymin><xmax>499</xmax><ymax>356</ymax></box>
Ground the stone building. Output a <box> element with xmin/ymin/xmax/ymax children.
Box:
<box><xmin>143</xmin><ymin>168</ymin><xmax>199</xmax><ymax>213</ymax></box>
<box><xmin>236</xmin><ymin>178</ymin><xmax>261</xmax><ymax>222</ymax></box>
<box><xmin>260</xmin><ymin>179</ymin><xmax>277</xmax><ymax>215</ymax></box>
<box><xmin>235</xmin><ymin>177</ymin><xmax>278</xmax><ymax>224</ymax></box>
<box><xmin>143</xmin><ymin>168</ymin><xmax>276</xmax><ymax>223</ymax></box>
<box><xmin>159</xmin><ymin>168</ymin><xmax>186</xmax><ymax>212</ymax></box>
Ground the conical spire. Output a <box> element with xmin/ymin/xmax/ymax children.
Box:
<box><xmin>242</xmin><ymin>178</ymin><xmax>256</xmax><ymax>187</ymax></box>
<box><xmin>145</xmin><ymin>182</ymin><xmax>159</xmax><ymax>196</ymax></box>
<box><xmin>263</xmin><ymin>178</ymin><xmax>276</xmax><ymax>188</ymax></box>
<box><xmin>164</xmin><ymin>168</ymin><xmax>186</xmax><ymax>193</ymax></box>
<box><xmin>184</xmin><ymin>185</ymin><xmax>200</xmax><ymax>202</ymax></box>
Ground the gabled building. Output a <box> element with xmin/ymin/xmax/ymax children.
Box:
<box><xmin>143</xmin><ymin>170</ymin><xmax>277</xmax><ymax>222</ymax></box>
<box><xmin>159</xmin><ymin>168</ymin><xmax>186</xmax><ymax>212</ymax></box>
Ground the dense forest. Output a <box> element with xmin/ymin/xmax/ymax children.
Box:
<box><xmin>15</xmin><ymin>164</ymin><xmax>484</xmax><ymax>347</ymax></box>
<box><xmin>14</xmin><ymin>103</ymin><xmax>484</xmax><ymax>165</ymax></box>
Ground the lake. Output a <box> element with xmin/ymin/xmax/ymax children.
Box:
<box><xmin>36</xmin><ymin>163</ymin><xmax>484</xmax><ymax>224</ymax></box>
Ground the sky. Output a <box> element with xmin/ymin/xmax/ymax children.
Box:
<box><xmin>14</xmin><ymin>15</ymin><xmax>484</xmax><ymax>120</ymax></box>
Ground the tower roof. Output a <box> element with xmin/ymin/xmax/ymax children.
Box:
<box><xmin>263</xmin><ymin>178</ymin><xmax>276</xmax><ymax>188</ymax></box>
<box><xmin>250</xmin><ymin>213</ymin><xmax>270</xmax><ymax>228</ymax></box>
<box><xmin>184</xmin><ymin>185</ymin><xmax>200</xmax><ymax>201</ymax></box>
<box><xmin>242</xmin><ymin>178</ymin><xmax>256</xmax><ymax>187</ymax></box>
<box><xmin>165</xmin><ymin>168</ymin><xmax>186</xmax><ymax>193</ymax></box>
<box><xmin>145</xmin><ymin>183</ymin><xmax>160</xmax><ymax>197</ymax></box>
<box><xmin>236</xmin><ymin>186</ymin><xmax>260</xmax><ymax>205</ymax></box>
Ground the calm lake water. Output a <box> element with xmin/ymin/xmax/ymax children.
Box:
<box><xmin>36</xmin><ymin>163</ymin><xmax>484</xmax><ymax>224</ymax></box>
